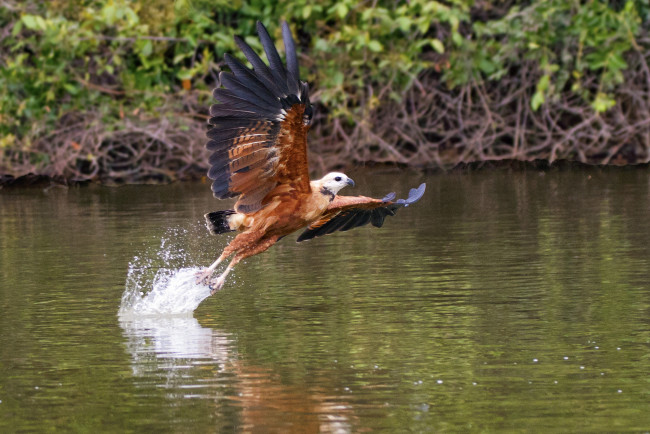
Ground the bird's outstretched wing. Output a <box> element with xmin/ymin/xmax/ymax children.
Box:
<box><xmin>297</xmin><ymin>183</ymin><xmax>426</xmax><ymax>242</ymax></box>
<box><xmin>207</xmin><ymin>21</ymin><xmax>312</xmax><ymax>214</ymax></box>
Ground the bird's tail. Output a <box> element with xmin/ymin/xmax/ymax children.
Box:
<box><xmin>204</xmin><ymin>210</ymin><xmax>237</xmax><ymax>235</ymax></box>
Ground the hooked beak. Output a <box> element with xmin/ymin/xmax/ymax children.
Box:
<box><xmin>347</xmin><ymin>178</ymin><xmax>355</xmax><ymax>187</ymax></box>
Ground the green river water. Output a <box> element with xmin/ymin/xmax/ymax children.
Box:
<box><xmin>1</xmin><ymin>168</ymin><xmax>649</xmax><ymax>432</ymax></box>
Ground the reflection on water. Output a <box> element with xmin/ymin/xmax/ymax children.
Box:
<box><xmin>119</xmin><ymin>316</ymin><xmax>231</xmax><ymax>375</ymax></box>
<box><xmin>1</xmin><ymin>169</ymin><xmax>650</xmax><ymax>431</ymax></box>
<box><xmin>119</xmin><ymin>315</ymin><xmax>353</xmax><ymax>432</ymax></box>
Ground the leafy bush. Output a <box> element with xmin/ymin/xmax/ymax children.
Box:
<box><xmin>447</xmin><ymin>0</ymin><xmax>643</xmax><ymax>112</ymax></box>
<box><xmin>0</xmin><ymin>0</ymin><xmax>649</xmax><ymax>180</ymax></box>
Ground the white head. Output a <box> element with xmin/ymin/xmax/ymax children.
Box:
<box><xmin>318</xmin><ymin>172</ymin><xmax>355</xmax><ymax>196</ymax></box>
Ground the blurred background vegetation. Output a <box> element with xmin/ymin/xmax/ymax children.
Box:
<box><xmin>1</xmin><ymin>0</ymin><xmax>649</xmax><ymax>182</ymax></box>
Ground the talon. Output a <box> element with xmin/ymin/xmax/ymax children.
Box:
<box><xmin>208</xmin><ymin>276</ymin><xmax>226</xmax><ymax>295</ymax></box>
<box><xmin>195</xmin><ymin>268</ymin><xmax>214</xmax><ymax>285</ymax></box>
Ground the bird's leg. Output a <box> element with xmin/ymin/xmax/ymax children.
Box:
<box><xmin>195</xmin><ymin>254</ymin><xmax>227</xmax><ymax>284</ymax></box>
<box><xmin>209</xmin><ymin>235</ymin><xmax>280</xmax><ymax>294</ymax></box>
<box><xmin>196</xmin><ymin>231</ymin><xmax>257</xmax><ymax>285</ymax></box>
<box><xmin>209</xmin><ymin>260</ymin><xmax>237</xmax><ymax>295</ymax></box>
<box><xmin>196</xmin><ymin>241</ymin><xmax>241</xmax><ymax>284</ymax></box>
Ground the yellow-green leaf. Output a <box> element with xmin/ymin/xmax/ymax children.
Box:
<box><xmin>21</xmin><ymin>15</ymin><xmax>38</xmax><ymax>30</ymax></box>
<box><xmin>368</xmin><ymin>40</ymin><xmax>383</xmax><ymax>52</ymax></box>
<box><xmin>430</xmin><ymin>39</ymin><xmax>445</xmax><ymax>54</ymax></box>
<box><xmin>592</xmin><ymin>93</ymin><xmax>616</xmax><ymax>112</ymax></box>
<box><xmin>531</xmin><ymin>91</ymin><xmax>545</xmax><ymax>111</ymax></box>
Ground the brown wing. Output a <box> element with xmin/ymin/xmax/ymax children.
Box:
<box><xmin>206</xmin><ymin>21</ymin><xmax>313</xmax><ymax>214</ymax></box>
<box><xmin>297</xmin><ymin>183</ymin><xmax>426</xmax><ymax>242</ymax></box>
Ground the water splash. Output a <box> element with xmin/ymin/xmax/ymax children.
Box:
<box><xmin>118</xmin><ymin>229</ymin><xmax>213</xmax><ymax>317</ymax></box>
<box><xmin>119</xmin><ymin>267</ymin><xmax>212</xmax><ymax>317</ymax></box>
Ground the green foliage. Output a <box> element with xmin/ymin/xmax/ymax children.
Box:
<box><xmin>446</xmin><ymin>0</ymin><xmax>644</xmax><ymax>112</ymax></box>
<box><xmin>278</xmin><ymin>0</ymin><xmax>468</xmax><ymax>115</ymax></box>
<box><xmin>0</xmin><ymin>0</ymin><xmax>471</xmax><ymax>174</ymax></box>
<box><xmin>0</xmin><ymin>0</ymin><xmax>648</xmax><ymax>177</ymax></box>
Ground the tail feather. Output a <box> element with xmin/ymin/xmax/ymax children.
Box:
<box><xmin>205</xmin><ymin>210</ymin><xmax>236</xmax><ymax>235</ymax></box>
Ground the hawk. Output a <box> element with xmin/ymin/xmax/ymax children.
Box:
<box><xmin>197</xmin><ymin>22</ymin><xmax>425</xmax><ymax>293</ymax></box>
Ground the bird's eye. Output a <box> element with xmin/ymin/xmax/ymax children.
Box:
<box><xmin>335</xmin><ymin>176</ymin><xmax>342</xmax><ymax>182</ymax></box>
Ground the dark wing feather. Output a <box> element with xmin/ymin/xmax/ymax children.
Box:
<box><xmin>297</xmin><ymin>183</ymin><xmax>426</xmax><ymax>242</ymax></box>
<box><xmin>257</xmin><ymin>21</ymin><xmax>290</xmax><ymax>96</ymax></box>
<box><xmin>207</xmin><ymin>21</ymin><xmax>312</xmax><ymax>214</ymax></box>
<box><xmin>233</xmin><ymin>35</ymin><xmax>285</xmax><ymax>97</ymax></box>
<box><xmin>282</xmin><ymin>21</ymin><xmax>300</xmax><ymax>95</ymax></box>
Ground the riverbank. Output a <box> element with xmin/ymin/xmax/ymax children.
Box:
<box><xmin>2</xmin><ymin>2</ymin><xmax>649</xmax><ymax>184</ymax></box>
<box><xmin>2</xmin><ymin>159</ymin><xmax>647</xmax><ymax>190</ymax></box>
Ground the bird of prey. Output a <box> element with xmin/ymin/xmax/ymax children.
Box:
<box><xmin>196</xmin><ymin>21</ymin><xmax>426</xmax><ymax>293</ymax></box>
